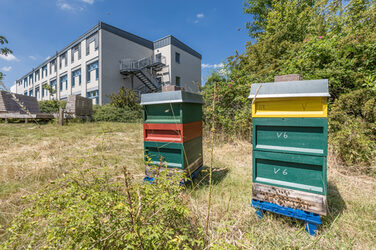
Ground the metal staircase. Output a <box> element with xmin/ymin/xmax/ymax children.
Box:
<box><xmin>120</xmin><ymin>55</ymin><xmax>167</xmax><ymax>92</ymax></box>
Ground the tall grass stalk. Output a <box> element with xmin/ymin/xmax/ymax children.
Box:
<box><xmin>205</xmin><ymin>82</ymin><xmax>217</xmax><ymax>235</ymax></box>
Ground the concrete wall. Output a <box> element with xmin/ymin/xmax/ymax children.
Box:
<box><xmin>153</xmin><ymin>45</ymin><xmax>171</xmax><ymax>84</ymax></box>
<box><xmin>169</xmin><ymin>45</ymin><xmax>201</xmax><ymax>93</ymax></box>
<box><xmin>100</xmin><ymin>29</ymin><xmax>153</xmax><ymax>104</ymax></box>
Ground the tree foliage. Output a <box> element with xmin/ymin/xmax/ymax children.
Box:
<box><xmin>203</xmin><ymin>0</ymin><xmax>376</xmax><ymax>166</ymax></box>
<box><xmin>0</xmin><ymin>35</ymin><xmax>13</xmax><ymax>81</ymax></box>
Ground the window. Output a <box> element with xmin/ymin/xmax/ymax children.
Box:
<box><xmin>29</xmin><ymin>89</ymin><xmax>33</xmax><ymax>97</ymax></box>
<box><xmin>42</xmin><ymin>65</ymin><xmax>47</xmax><ymax>78</ymax></box>
<box><xmin>86</xmin><ymin>33</ymin><xmax>98</xmax><ymax>55</ymax></box>
<box><xmin>175</xmin><ymin>52</ymin><xmax>180</xmax><ymax>64</ymax></box>
<box><xmin>60</xmin><ymin>52</ymin><xmax>67</xmax><ymax>69</ymax></box>
<box><xmin>50</xmin><ymin>79</ymin><xmax>57</xmax><ymax>94</ymax></box>
<box><xmin>72</xmin><ymin>68</ymin><xmax>81</xmax><ymax>87</ymax></box>
<box><xmin>87</xmin><ymin>61</ymin><xmax>98</xmax><ymax>83</ymax></box>
<box><xmin>35</xmin><ymin>71</ymin><xmax>40</xmax><ymax>82</ymax></box>
<box><xmin>24</xmin><ymin>91</ymin><xmax>27</xmax><ymax>96</ymax></box>
<box><xmin>35</xmin><ymin>86</ymin><xmax>40</xmax><ymax>98</ymax></box>
<box><xmin>50</xmin><ymin>59</ymin><xmax>56</xmax><ymax>73</ymax></box>
<box><xmin>29</xmin><ymin>74</ymin><xmax>33</xmax><ymax>86</ymax></box>
<box><xmin>24</xmin><ymin>78</ymin><xmax>27</xmax><ymax>88</ymax></box>
<box><xmin>71</xmin><ymin>44</ymin><xmax>81</xmax><ymax>63</ymax></box>
<box><xmin>175</xmin><ymin>76</ymin><xmax>181</xmax><ymax>86</ymax></box>
<box><xmin>87</xmin><ymin>89</ymin><xmax>99</xmax><ymax>104</ymax></box>
<box><xmin>60</xmin><ymin>75</ymin><xmax>67</xmax><ymax>91</ymax></box>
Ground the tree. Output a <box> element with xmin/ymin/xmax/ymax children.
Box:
<box><xmin>0</xmin><ymin>35</ymin><xmax>13</xmax><ymax>87</ymax></box>
<box><xmin>243</xmin><ymin>0</ymin><xmax>316</xmax><ymax>39</ymax></box>
<box><xmin>0</xmin><ymin>36</ymin><xmax>12</xmax><ymax>56</ymax></box>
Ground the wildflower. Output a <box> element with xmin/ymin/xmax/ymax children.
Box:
<box><xmin>319</xmin><ymin>36</ymin><xmax>322</xmax><ymax>39</ymax></box>
<box><xmin>228</xmin><ymin>84</ymin><xmax>232</xmax><ymax>87</ymax></box>
<box><xmin>305</xmin><ymin>38</ymin><xmax>309</xmax><ymax>42</ymax></box>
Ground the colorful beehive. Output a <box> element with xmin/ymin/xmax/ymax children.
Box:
<box><xmin>140</xmin><ymin>90</ymin><xmax>203</xmax><ymax>178</ymax></box>
<box><xmin>249</xmin><ymin>79</ymin><xmax>330</xmax><ymax>235</ymax></box>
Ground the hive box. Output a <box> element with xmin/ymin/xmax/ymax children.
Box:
<box><xmin>249</xmin><ymin>79</ymin><xmax>330</xmax><ymax>215</ymax></box>
<box><xmin>249</xmin><ymin>80</ymin><xmax>329</xmax><ymax>118</ymax></box>
<box><xmin>144</xmin><ymin>121</ymin><xmax>202</xmax><ymax>143</ymax></box>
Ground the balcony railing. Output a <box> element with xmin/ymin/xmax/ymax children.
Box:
<box><xmin>120</xmin><ymin>55</ymin><xmax>166</xmax><ymax>72</ymax></box>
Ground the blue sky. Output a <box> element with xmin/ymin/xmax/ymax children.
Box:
<box><xmin>0</xmin><ymin>0</ymin><xmax>251</xmax><ymax>89</ymax></box>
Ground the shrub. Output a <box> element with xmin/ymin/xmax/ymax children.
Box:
<box><xmin>1</xmin><ymin>166</ymin><xmax>204</xmax><ymax>249</ymax></box>
<box><xmin>109</xmin><ymin>86</ymin><xmax>141</xmax><ymax>112</ymax></box>
<box><xmin>329</xmin><ymin>89</ymin><xmax>376</xmax><ymax>170</ymax></box>
<box><xmin>92</xmin><ymin>104</ymin><xmax>141</xmax><ymax>123</ymax></box>
<box><xmin>39</xmin><ymin>100</ymin><xmax>66</xmax><ymax>113</ymax></box>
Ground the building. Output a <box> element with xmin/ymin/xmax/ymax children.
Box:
<box><xmin>11</xmin><ymin>22</ymin><xmax>202</xmax><ymax>105</ymax></box>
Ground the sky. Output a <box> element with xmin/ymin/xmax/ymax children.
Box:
<box><xmin>0</xmin><ymin>0</ymin><xmax>251</xmax><ymax>89</ymax></box>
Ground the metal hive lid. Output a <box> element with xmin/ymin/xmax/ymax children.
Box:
<box><xmin>248</xmin><ymin>79</ymin><xmax>330</xmax><ymax>99</ymax></box>
<box><xmin>140</xmin><ymin>90</ymin><xmax>203</xmax><ymax>105</ymax></box>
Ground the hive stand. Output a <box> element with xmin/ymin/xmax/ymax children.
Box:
<box><xmin>251</xmin><ymin>199</ymin><xmax>321</xmax><ymax>236</ymax></box>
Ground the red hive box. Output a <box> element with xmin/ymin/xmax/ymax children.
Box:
<box><xmin>144</xmin><ymin>121</ymin><xmax>202</xmax><ymax>143</ymax></box>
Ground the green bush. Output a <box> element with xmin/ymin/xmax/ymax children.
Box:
<box><xmin>39</xmin><ymin>100</ymin><xmax>66</xmax><ymax>113</ymax></box>
<box><xmin>1</xmin><ymin>167</ymin><xmax>203</xmax><ymax>248</ymax></box>
<box><xmin>92</xmin><ymin>104</ymin><xmax>141</xmax><ymax>123</ymax></box>
<box><xmin>329</xmin><ymin>89</ymin><xmax>376</xmax><ymax>170</ymax></box>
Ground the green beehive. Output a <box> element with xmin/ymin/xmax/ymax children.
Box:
<box><xmin>141</xmin><ymin>90</ymin><xmax>204</xmax><ymax>178</ymax></box>
<box><xmin>249</xmin><ymin>79</ymin><xmax>329</xmax><ymax>216</ymax></box>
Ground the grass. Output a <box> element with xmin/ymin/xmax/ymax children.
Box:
<box><xmin>0</xmin><ymin>121</ymin><xmax>375</xmax><ymax>248</ymax></box>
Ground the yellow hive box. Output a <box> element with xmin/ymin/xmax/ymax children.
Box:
<box><xmin>252</xmin><ymin>97</ymin><xmax>328</xmax><ymax>118</ymax></box>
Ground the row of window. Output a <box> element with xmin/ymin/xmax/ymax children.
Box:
<box><xmin>25</xmin><ymin>88</ymin><xmax>98</xmax><ymax>101</ymax></box>
<box><xmin>21</xmin><ymin>61</ymin><xmax>98</xmax><ymax>90</ymax></box>
<box><xmin>17</xmin><ymin>32</ymin><xmax>99</xmax><ymax>87</ymax></box>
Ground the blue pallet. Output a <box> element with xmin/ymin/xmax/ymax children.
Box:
<box><xmin>144</xmin><ymin>166</ymin><xmax>203</xmax><ymax>185</ymax></box>
<box><xmin>251</xmin><ymin>199</ymin><xmax>321</xmax><ymax>236</ymax></box>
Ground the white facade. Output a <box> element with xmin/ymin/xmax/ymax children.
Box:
<box><xmin>11</xmin><ymin>22</ymin><xmax>202</xmax><ymax>105</ymax></box>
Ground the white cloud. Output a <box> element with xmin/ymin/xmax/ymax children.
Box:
<box><xmin>57</xmin><ymin>0</ymin><xmax>84</xmax><ymax>11</ymax></box>
<box><xmin>201</xmin><ymin>63</ymin><xmax>224</xmax><ymax>69</ymax></box>
<box><xmin>1</xmin><ymin>66</ymin><xmax>12</xmax><ymax>72</ymax></box>
<box><xmin>58</xmin><ymin>1</ymin><xmax>74</xmax><ymax>11</ymax></box>
<box><xmin>82</xmin><ymin>0</ymin><xmax>94</xmax><ymax>4</ymax></box>
<box><xmin>29</xmin><ymin>55</ymin><xmax>37</xmax><ymax>60</ymax></box>
<box><xmin>0</xmin><ymin>54</ymin><xmax>18</xmax><ymax>61</ymax></box>
<box><xmin>193</xmin><ymin>13</ymin><xmax>204</xmax><ymax>24</ymax></box>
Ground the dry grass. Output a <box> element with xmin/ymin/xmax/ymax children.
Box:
<box><xmin>0</xmin><ymin>122</ymin><xmax>375</xmax><ymax>248</ymax></box>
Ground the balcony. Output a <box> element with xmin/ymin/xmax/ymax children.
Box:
<box><xmin>120</xmin><ymin>55</ymin><xmax>166</xmax><ymax>75</ymax></box>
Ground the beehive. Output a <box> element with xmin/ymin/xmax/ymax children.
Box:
<box><xmin>141</xmin><ymin>91</ymin><xmax>203</xmax><ymax>178</ymax></box>
<box><xmin>249</xmin><ymin>79</ymin><xmax>330</xmax><ymax>216</ymax></box>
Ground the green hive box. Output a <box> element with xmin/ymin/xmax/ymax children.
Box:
<box><xmin>253</xmin><ymin>118</ymin><xmax>328</xmax><ymax>156</ymax></box>
<box><xmin>144</xmin><ymin>136</ymin><xmax>203</xmax><ymax>171</ymax></box>
<box><xmin>141</xmin><ymin>90</ymin><xmax>204</xmax><ymax>177</ymax></box>
<box><xmin>143</xmin><ymin>103</ymin><xmax>202</xmax><ymax>124</ymax></box>
<box><xmin>142</xmin><ymin>91</ymin><xmax>203</xmax><ymax>124</ymax></box>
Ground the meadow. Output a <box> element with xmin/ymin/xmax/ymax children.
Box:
<box><xmin>0</xmin><ymin>122</ymin><xmax>375</xmax><ymax>248</ymax></box>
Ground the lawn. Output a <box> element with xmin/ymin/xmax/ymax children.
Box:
<box><xmin>0</xmin><ymin>122</ymin><xmax>375</xmax><ymax>248</ymax></box>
